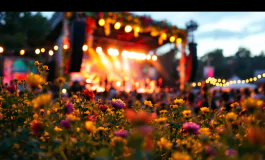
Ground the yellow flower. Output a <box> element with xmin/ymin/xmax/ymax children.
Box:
<box><xmin>26</xmin><ymin>73</ymin><xmax>44</xmax><ymax>89</ymax></box>
<box><xmin>76</xmin><ymin>127</ymin><xmax>81</xmax><ymax>132</ymax></box>
<box><xmin>157</xmin><ymin>137</ymin><xmax>173</xmax><ymax>150</ymax></box>
<box><xmin>241</xmin><ymin>98</ymin><xmax>264</xmax><ymax>111</ymax></box>
<box><xmin>0</xmin><ymin>96</ymin><xmax>4</xmax><ymax>101</ymax></box>
<box><xmin>171</xmin><ymin>152</ymin><xmax>191</xmax><ymax>160</ymax></box>
<box><xmin>174</xmin><ymin>98</ymin><xmax>185</xmax><ymax>105</ymax></box>
<box><xmin>110</xmin><ymin>136</ymin><xmax>127</xmax><ymax>146</ymax></box>
<box><xmin>200</xmin><ymin>107</ymin><xmax>210</xmax><ymax>113</ymax></box>
<box><xmin>226</xmin><ymin>112</ymin><xmax>237</xmax><ymax>121</ymax></box>
<box><xmin>154</xmin><ymin>117</ymin><xmax>167</xmax><ymax>123</ymax></box>
<box><xmin>33</xmin><ymin>113</ymin><xmax>38</xmax><ymax>120</ymax></box>
<box><xmin>170</xmin><ymin>104</ymin><xmax>178</xmax><ymax>109</ymax></box>
<box><xmin>34</xmin><ymin>61</ymin><xmax>40</xmax><ymax>66</ymax></box>
<box><xmin>42</xmin><ymin>65</ymin><xmax>49</xmax><ymax>71</ymax></box>
<box><xmin>182</xmin><ymin>110</ymin><xmax>192</xmax><ymax>118</ymax></box>
<box><xmin>66</xmin><ymin>114</ymin><xmax>80</xmax><ymax>121</ymax></box>
<box><xmin>54</xmin><ymin>126</ymin><xmax>62</xmax><ymax>132</ymax></box>
<box><xmin>85</xmin><ymin>121</ymin><xmax>96</xmax><ymax>133</ymax></box>
<box><xmin>72</xmin><ymin>95</ymin><xmax>78</xmax><ymax>99</ymax></box>
<box><xmin>199</xmin><ymin>127</ymin><xmax>211</xmax><ymax>136</ymax></box>
<box><xmin>97</xmin><ymin>127</ymin><xmax>108</xmax><ymax>132</ymax></box>
<box><xmin>13</xmin><ymin>143</ymin><xmax>20</xmax><ymax>149</ymax></box>
<box><xmin>159</xmin><ymin>110</ymin><xmax>168</xmax><ymax>114</ymax></box>
<box><xmin>56</xmin><ymin>77</ymin><xmax>66</xmax><ymax>85</ymax></box>
<box><xmin>230</xmin><ymin>102</ymin><xmax>239</xmax><ymax>108</ymax></box>
<box><xmin>12</xmin><ymin>104</ymin><xmax>16</xmax><ymax>109</ymax></box>
<box><xmin>32</xmin><ymin>94</ymin><xmax>52</xmax><ymax>109</ymax></box>
<box><xmin>144</xmin><ymin>100</ymin><xmax>153</xmax><ymax>107</ymax></box>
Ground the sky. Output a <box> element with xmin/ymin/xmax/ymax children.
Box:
<box><xmin>41</xmin><ymin>12</ymin><xmax>265</xmax><ymax>58</ymax></box>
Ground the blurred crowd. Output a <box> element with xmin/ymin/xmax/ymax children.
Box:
<box><xmin>62</xmin><ymin>80</ymin><xmax>265</xmax><ymax>115</ymax></box>
<box><xmin>3</xmin><ymin>79</ymin><xmax>265</xmax><ymax>116</ymax></box>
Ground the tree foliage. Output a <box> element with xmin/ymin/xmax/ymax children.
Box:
<box><xmin>0</xmin><ymin>12</ymin><xmax>51</xmax><ymax>49</ymax></box>
<box><xmin>196</xmin><ymin>47</ymin><xmax>265</xmax><ymax>80</ymax></box>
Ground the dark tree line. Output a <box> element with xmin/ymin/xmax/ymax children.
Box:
<box><xmin>0</xmin><ymin>12</ymin><xmax>51</xmax><ymax>50</ymax></box>
<box><xmin>196</xmin><ymin>47</ymin><xmax>265</xmax><ymax>80</ymax></box>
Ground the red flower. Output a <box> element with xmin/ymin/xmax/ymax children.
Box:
<box><xmin>30</xmin><ymin>120</ymin><xmax>43</xmax><ymax>136</ymax></box>
<box><xmin>83</xmin><ymin>89</ymin><xmax>95</xmax><ymax>100</ymax></box>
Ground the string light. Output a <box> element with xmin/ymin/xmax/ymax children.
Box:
<box><xmin>63</xmin><ymin>44</ymin><xmax>68</xmax><ymax>50</ymax></box>
<box><xmin>20</xmin><ymin>49</ymin><xmax>25</xmax><ymax>56</ymax></box>
<box><xmin>191</xmin><ymin>73</ymin><xmax>265</xmax><ymax>88</ymax></box>
<box><xmin>35</xmin><ymin>49</ymin><xmax>40</xmax><ymax>54</ymax></box>
<box><xmin>0</xmin><ymin>46</ymin><xmax>4</xmax><ymax>53</ymax></box>
<box><xmin>41</xmin><ymin>48</ymin><xmax>45</xmax><ymax>53</ymax></box>
<box><xmin>48</xmin><ymin>50</ymin><xmax>54</xmax><ymax>56</ymax></box>
<box><xmin>54</xmin><ymin>45</ymin><xmax>59</xmax><ymax>50</ymax></box>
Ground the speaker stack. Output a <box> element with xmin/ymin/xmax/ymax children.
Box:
<box><xmin>67</xmin><ymin>20</ymin><xmax>86</xmax><ymax>73</ymax></box>
<box><xmin>186</xmin><ymin>42</ymin><xmax>198</xmax><ymax>82</ymax></box>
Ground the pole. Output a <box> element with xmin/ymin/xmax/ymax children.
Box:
<box><xmin>179</xmin><ymin>43</ymin><xmax>186</xmax><ymax>91</ymax></box>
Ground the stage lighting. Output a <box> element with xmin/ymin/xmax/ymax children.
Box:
<box><xmin>82</xmin><ymin>44</ymin><xmax>88</xmax><ymax>51</ymax></box>
<box><xmin>98</xmin><ymin>19</ymin><xmax>105</xmax><ymax>26</ymax></box>
<box><xmin>125</xmin><ymin>25</ymin><xmax>132</xmax><ymax>33</ymax></box>
<box><xmin>114</xmin><ymin>22</ymin><xmax>121</xmax><ymax>30</ymax></box>
<box><xmin>152</xmin><ymin>55</ymin><xmax>157</xmax><ymax>61</ymax></box>
<box><xmin>96</xmin><ymin>47</ymin><xmax>102</xmax><ymax>53</ymax></box>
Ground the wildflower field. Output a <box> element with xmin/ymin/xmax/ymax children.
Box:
<box><xmin>0</xmin><ymin>62</ymin><xmax>265</xmax><ymax>160</ymax></box>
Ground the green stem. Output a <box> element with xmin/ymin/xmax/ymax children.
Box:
<box><xmin>59</xmin><ymin>85</ymin><xmax>62</xmax><ymax>99</ymax></box>
<box><xmin>60</xmin><ymin>151</ymin><xmax>68</xmax><ymax>160</ymax></box>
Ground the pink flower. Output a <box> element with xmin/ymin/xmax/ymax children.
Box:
<box><xmin>114</xmin><ymin>130</ymin><xmax>128</xmax><ymax>138</ymax></box>
<box><xmin>182</xmin><ymin>122</ymin><xmax>200</xmax><ymax>134</ymax></box>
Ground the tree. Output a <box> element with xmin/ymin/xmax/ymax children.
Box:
<box><xmin>0</xmin><ymin>12</ymin><xmax>51</xmax><ymax>49</ymax></box>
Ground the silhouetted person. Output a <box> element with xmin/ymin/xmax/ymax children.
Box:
<box><xmin>221</xmin><ymin>92</ymin><xmax>231</xmax><ymax>111</ymax></box>
<box><xmin>69</xmin><ymin>81</ymin><xmax>83</xmax><ymax>96</ymax></box>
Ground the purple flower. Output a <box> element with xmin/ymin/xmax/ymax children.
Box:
<box><xmin>65</xmin><ymin>102</ymin><xmax>74</xmax><ymax>114</ymax></box>
<box><xmin>60</xmin><ymin>118</ymin><xmax>71</xmax><ymax>130</ymax></box>
<box><xmin>205</xmin><ymin>146</ymin><xmax>216</xmax><ymax>157</ymax></box>
<box><xmin>182</xmin><ymin>122</ymin><xmax>200</xmax><ymax>134</ymax></box>
<box><xmin>225</xmin><ymin>149</ymin><xmax>237</xmax><ymax>156</ymax></box>
<box><xmin>99</xmin><ymin>104</ymin><xmax>108</xmax><ymax>112</ymax></box>
<box><xmin>114</xmin><ymin>130</ymin><xmax>128</xmax><ymax>138</ymax></box>
<box><xmin>6</xmin><ymin>85</ymin><xmax>16</xmax><ymax>93</ymax></box>
<box><xmin>110</xmin><ymin>99</ymin><xmax>126</xmax><ymax>109</ymax></box>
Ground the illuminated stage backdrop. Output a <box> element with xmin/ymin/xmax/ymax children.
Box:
<box><xmin>3</xmin><ymin>57</ymin><xmax>37</xmax><ymax>84</ymax></box>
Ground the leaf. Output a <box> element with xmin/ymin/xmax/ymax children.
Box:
<box><xmin>94</xmin><ymin>148</ymin><xmax>110</xmax><ymax>157</ymax></box>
